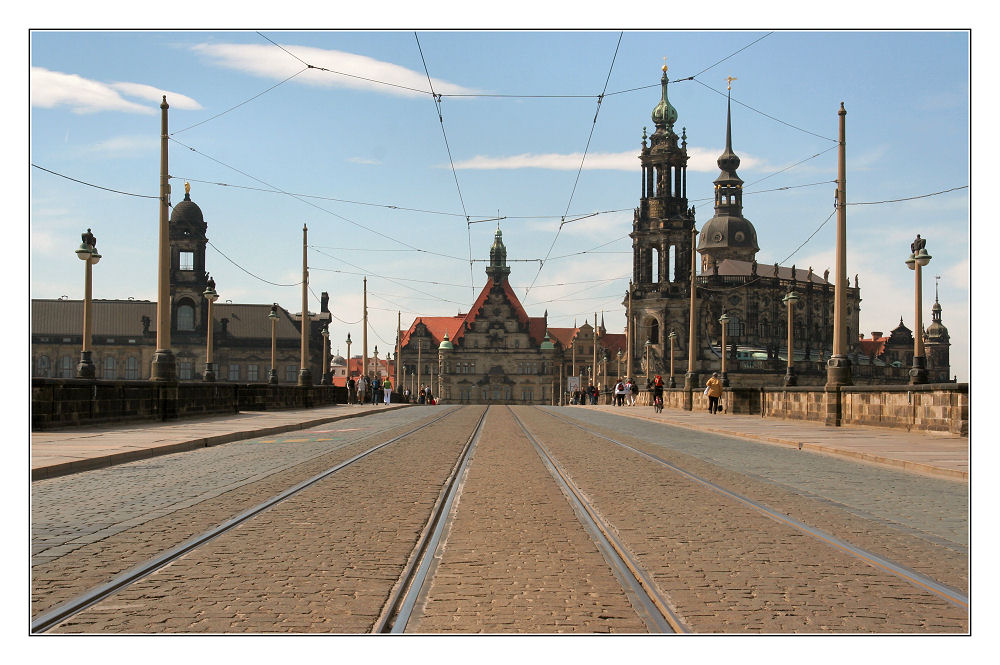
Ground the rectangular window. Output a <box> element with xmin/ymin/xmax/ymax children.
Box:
<box><xmin>247</xmin><ymin>365</ymin><xmax>259</xmax><ymax>382</ymax></box>
<box><xmin>180</xmin><ymin>251</ymin><xmax>194</xmax><ymax>271</ymax></box>
<box><xmin>228</xmin><ymin>364</ymin><xmax>240</xmax><ymax>382</ymax></box>
<box><xmin>178</xmin><ymin>361</ymin><xmax>193</xmax><ymax>380</ymax></box>
<box><xmin>286</xmin><ymin>365</ymin><xmax>298</xmax><ymax>383</ymax></box>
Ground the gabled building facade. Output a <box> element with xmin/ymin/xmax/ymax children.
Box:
<box><xmin>31</xmin><ymin>185</ymin><xmax>331</xmax><ymax>383</ymax></box>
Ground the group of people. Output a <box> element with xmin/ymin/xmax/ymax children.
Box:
<box><xmin>345</xmin><ymin>375</ymin><xmax>436</xmax><ymax>406</ymax></box>
<box><xmin>346</xmin><ymin>374</ymin><xmax>393</xmax><ymax>406</ymax></box>
<box><xmin>612</xmin><ymin>378</ymin><xmax>640</xmax><ymax>406</ymax></box>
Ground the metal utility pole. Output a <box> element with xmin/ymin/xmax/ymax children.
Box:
<box><xmin>684</xmin><ymin>226</ymin><xmax>699</xmax><ymax>392</ymax></box>
<box><xmin>298</xmin><ymin>224</ymin><xmax>312</xmax><ymax>386</ymax></box>
<box><xmin>362</xmin><ymin>277</ymin><xmax>369</xmax><ymax>379</ymax></box>
<box><xmin>396</xmin><ymin>310</ymin><xmax>401</xmax><ymax>389</ymax></box>
<box><xmin>626</xmin><ymin>285</ymin><xmax>633</xmax><ymax>378</ymax></box>
<box><xmin>151</xmin><ymin>96</ymin><xmax>175</xmax><ymax>381</ymax></box>
<box><xmin>826</xmin><ymin>102</ymin><xmax>852</xmax><ymax>389</ymax></box>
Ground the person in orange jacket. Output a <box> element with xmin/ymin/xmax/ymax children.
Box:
<box><xmin>705</xmin><ymin>372</ymin><xmax>724</xmax><ymax>414</ymax></box>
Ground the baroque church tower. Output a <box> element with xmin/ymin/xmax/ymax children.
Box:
<box><xmin>168</xmin><ymin>182</ymin><xmax>211</xmax><ymax>337</ymax></box>
<box><xmin>626</xmin><ymin>64</ymin><xmax>698</xmax><ymax>375</ymax></box>
<box><xmin>697</xmin><ymin>84</ymin><xmax>760</xmax><ymax>270</ymax></box>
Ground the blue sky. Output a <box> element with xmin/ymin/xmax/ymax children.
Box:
<box><xmin>28</xmin><ymin>27</ymin><xmax>970</xmax><ymax>380</ymax></box>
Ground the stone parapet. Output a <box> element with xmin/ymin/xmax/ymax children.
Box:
<box><xmin>32</xmin><ymin>378</ymin><xmax>347</xmax><ymax>430</ymax></box>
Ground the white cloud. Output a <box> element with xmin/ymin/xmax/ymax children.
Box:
<box><xmin>347</xmin><ymin>157</ymin><xmax>382</xmax><ymax>165</ymax></box>
<box><xmin>191</xmin><ymin>43</ymin><xmax>479</xmax><ymax>98</ymax></box>
<box><xmin>30</xmin><ymin>67</ymin><xmax>201</xmax><ymax>115</ymax></box>
<box><xmin>81</xmin><ymin>134</ymin><xmax>158</xmax><ymax>157</ymax></box>
<box><xmin>450</xmin><ymin>146</ymin><xmax>765</xmax><ymax>172</ymax></box>
<box><xmin>109</xmin><ymin>82</ymin><xmax>202</xmax><ymax>110</ymax></box>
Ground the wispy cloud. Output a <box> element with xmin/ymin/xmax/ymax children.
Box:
<box><xmin>191</xmin><ymin>43</ymin><xmax>479</xmax><ymax>98</ymax></box>
<box><xmin>450</xmin><ymin>147</ymin><xmax>765</xmax><ymax>172</ymax></box>
<box><xmin>80</xmin><ymin>134</ymin><xmax>158</xmax><ymax>157</ymax></box>
<box><xmin>347</xmin><ymin>157</ymin><xmax>382</xmax><ymax>165</ymax></box>
<box><xmin>31</xmin><ymin>67</ymin><xmax>201</xmax><ymax>114</ymax></box>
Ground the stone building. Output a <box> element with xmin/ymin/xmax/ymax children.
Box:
<box><xmin>624</xmin><ymin>66</ymin><xmax>939</xmax><ymax>386</ymax></box>
<box><xmin>31</xmin><ymin>185</ymin><xmax>331</xmax><ymax>383</ymax></box>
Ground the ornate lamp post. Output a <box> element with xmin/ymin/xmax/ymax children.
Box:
<box><xmin>267</xmin><ymin>305</ymin><xmax>279</xmax><ymax>383</ymax></box>
<box><xmin>906</xmin><ymin>235</ymin><xmax>932</xmax><ymax>384</ymax></box>
<box><xmin>616</xmin><ymin>349</ymin><xmax>623</xmax><ymax>379</ymax></box>
<box><xmin>667</xmin><ymin>330</ymin><xmax>676</xmax><ymax>388</ymax></box>
<box><xmin>373</xmin><ymin>345</ymin><xmax>380</xmax><ymax>379</ymax></box>
<box><xmin>320</xmin><ymin>326</ymin><xmax>330</xmax><ymax>385</ymax></box>
<box><xmin>718</xmin><ymin>313</ymin><xmax>730</xmax><ymax>387</ymax></box>
<box><xmin>75</xmin><ymin>228</ymin><xmax>101</xmax><ymax>379</ymax></box>
<box><xmin>783</xmin><ymin>290</ymin><xmax>799</xmax><ymax>386</ymax></box>
<box><xmin>202</xmin><ymin>278</ymin><xmax>219</xmax><ymax>382</ymax></box>
<box><xmin>345</xmin><ymin>332</ymin><xmax>352</xmax><ymax>392</ymax></box>
<box><xmin>644</xmin><ymin>339</ymin><xmax>652</xmax><ymax>382</ymax></box>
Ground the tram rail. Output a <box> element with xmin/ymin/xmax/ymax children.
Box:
<box><xmin>534</xmin><ymin>406</ymin><xmax>969</xmax><ymax>612</ymax></box>
<box><xmin>31</xmin><ymin>407</ymin><xmax>465</xmax><ymax>634</ymax></box>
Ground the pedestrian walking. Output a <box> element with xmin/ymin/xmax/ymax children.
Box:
<box><xmin>418</xmin><ymin>384</ymin><xmax>426</xmax><ymax>404</ymax></box>
<box><xmin>382</xmin><ymin>376</ymin><xmax>392</xmax><ymax>405</ymax></box>
<box><xmin>424</xmin><ymin>384</ymin><xmax>433</xmax><ymax>405</ymax></box>
<box><xmin>614</xmin><ymin>379</ymin><xmax>626</xmax><ymax>406</ymax></box>
<box><xmin>705</xmin><ymin>371</ymin><xmax>724</xmax><ymax>414</ymax></box>
<box><xmin>652</xmin><ymin>374</ymin><xmax>664</xmax><ymax>412</ymax></box>
<box><xmin>347</xmin><ymin>375</ymin><xmax>356</xmax><ymax>405</ymax></box>
<box><xmin>371</xmin><ymin>376</ymin><xmax>381</xmax><ymax>405</ymax></box>
<box><xmin>357</xmin><ymin>375</ymin><xmax>367</xmax><ymax>405</ymax></box>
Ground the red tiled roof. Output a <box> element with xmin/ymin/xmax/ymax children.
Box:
<box><xmin>858</xmin><ymin>338</ymin><xmax>887</xmax><ymax>356</ymax></box>
<box><xmin>401</xmin><ymin>277</ymin><xmax>547</xmax><ymax>349</ymax></box>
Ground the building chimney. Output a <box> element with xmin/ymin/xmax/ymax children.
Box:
<box><xmin>871</xmin><ymin>331</ymin><xmax>882</xmax><ymax>340</ymax></box>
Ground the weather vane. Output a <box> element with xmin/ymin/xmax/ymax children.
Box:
<box><xmin>662</xmin><ymin>56</ymin><xmax>668</xmax><ymax>72</ymax></box>
<box><xmin>726</xmin><ymin>75</ymin><xmax>738</xmax><ymax>91</ymax></box>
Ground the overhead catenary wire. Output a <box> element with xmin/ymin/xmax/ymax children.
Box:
<box><xmin>31</xmin><ymin>163</ymin><xmax>159</xmax><ymax>199</ymax></box>
<box><xmin>414</xmin><ymin>32</ymin><xmax>476</xmax><ymax>300</ymax></box>
<box><xmin>170</xmin><ymin>137</ymin><xmax>467</xmax><ymax>262</ymax></box>
<box><xmin>523</xmin><ymin>32</ymin><xmax>623</xmax><ymax>301</ymax></box>
<box><xmin>171</xmin><ymin>66</ymin><xmax>310</xmax><ymax>135</ymax></box>
<box><xmin>207</xmin><ymin>240</ymin><xmax>303</xmax><ymax>287</ymax></box>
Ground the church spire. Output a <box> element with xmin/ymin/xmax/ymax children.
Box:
<box><xmin>485</xmin><ymin>227</ymin><xmax>511</xmax><ymax>283</ymax></box>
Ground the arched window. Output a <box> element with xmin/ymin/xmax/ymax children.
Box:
<box><xmin>177</xmin><ymin>304</ymin><xmax>195</xmax><ymax>331</ymax></box>
<box><xmin>652</xmin><ymin>246</ymin><xmax>660</xmax><ymax>282</ymax></box>
<box><xmin>726</xmin><ymin>315</ymin><xmax>744</xmax><ymax>338</ymax></box>
<box><xmin>36</xmin><ymin>355</ymin><xmax>51</xmax><ymax>377</ymax></box>
<box><xmin>649</xmin><ymin>318</ymin><xmax>660</xmax><ymax>344</ymax></box>
<box><xmin>103</xmin><ymin>356</ymin><xmax>116</xmax><ymax>379</ymax></box>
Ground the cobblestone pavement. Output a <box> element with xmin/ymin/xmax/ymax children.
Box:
<box><xmin>32</xmin><ymin>406</ymin><xmax>450</xmax><ymax>618</ymax></box>
<box><xmin>518</xmin><ymin>407</ymin><xmax>968</xmax><ymax>632</ymax></box>
<box><xmin>49</xmin><ymin>407</ymin><xmax>485</xmax><ymax>633</ymax></box>
<box><xmin>34</xmin><ymin>405</ymin><xmax>969</xmax><ymax>634</ymax></box>
<box><xmin>410</xmin><ymin>407</ymin><xmax>648</xmax><ymax>633</ymax></box>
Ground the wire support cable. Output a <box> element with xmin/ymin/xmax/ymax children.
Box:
<box><xmin>207</xmin><ymin>240</ymin><xmax>303</xmax><ymax>287</ymax></box>
<box><xmin>169</xmin><ymin>137</ymin><xmax>466</xmax><ymax>262</ymax></box>
<box><xmin>524</xmin><ymin>32</ymin><xmax>623</xmax><ymax>300</ymax></box>
<box><xmin>413</xmin><ymin>32</ymin><xmax>476</xmax><ymax>299</ymax></box>
<box><xmin>31</xmin><ymin>164</ymin><xmax>159</xmax><ymax>199</ymax></box>
<box><xmin>171</xmin><ymin>67</ymin><xmax>310</xmax><ymax>135</ymax></box>
<box><xmin>847</xmin><ymin>186</ymin><xmax>968</xmax><ymax>206</ymax></box>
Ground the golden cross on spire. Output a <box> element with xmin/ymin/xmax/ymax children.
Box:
<box><xmin>662</xmin><ymin>56</ymin><xmax>668</xmax><ymax>72</ymax></box>
<box><xmin>726</xmin><ymin>75</ymin><xmax>738</xmax><ymax>91</ymax></box>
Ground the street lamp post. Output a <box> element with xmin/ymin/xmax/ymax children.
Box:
<box><xmin>203</xmin><ymin>280</ymin><xmax>219</xmax><ymax>382</ymax></box>
<box><xmin>268</xmin><ymin>305</ymin><xmax>279</xmax><ymax>384</ymax></box>
<box><xmin>75</xmin><ymin>228</ymin><xmax>101</xmax><ymax>379</ymax></box>
<box><xmin>906</xmin><ymin>235</ymin><xmax>932</xmax><ymax>384</ymax></box>
<box><xmin>783</xmin><ymin>290</ymin><xmax>799</xmax><ymax>386</ymax></box>
<box><xmin>718</xmin><ymin>313</ymin><xmax>729</xmax><ymax>387</ymax></box>
<box><xmin>320</xmin><ymin>327</ymin><xmax>330</xmax><ymax>385</ymax></box>
<box><xmin>616</xmin><ymin>349</ymin><xmax>623</xmax><ymax>380</ymax></box>
<box><xmin>345</xmin><ymin>332</ymin><xmax>352</xmax><ymax>399</ymax></box>
<box><xmin>668</xmin><ymin>330</ymin><xmax>676</xmax><ymax>388</ymax></box>
<box><xmin>644</xmin><ymin>340</ymin><xmax>651</xmax><ymax>383</ymax></box>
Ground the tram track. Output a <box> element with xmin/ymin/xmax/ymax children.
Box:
<box><xmin>32</xmin><ymin>406</ymin><xmax>469</xmax><ymax>634</ymax></box>
<box><xmin>529</xmin><ymin>406</ymin><xmax>969</xmax><ymax>622</ymax></box>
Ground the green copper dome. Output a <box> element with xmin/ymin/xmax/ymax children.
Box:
<box><xmin>651</xmin><ymin>69</ymin><xmax>678</xmax><ymax>129</ymax></box>
<box><xmin>438</xmin><ymin>332</ymin><xmax>454</xmax><ymax>350</ymax></box>
<box><xmin>539</xmin><ymin>330</ymin><xmax>555</xmax><ymax>350</ymax></box>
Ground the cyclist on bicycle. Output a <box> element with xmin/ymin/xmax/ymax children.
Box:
<box><xmin>652</xmin><ymin>374</ymin><xmax>664</xmax><ymax>412</ymax></box>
